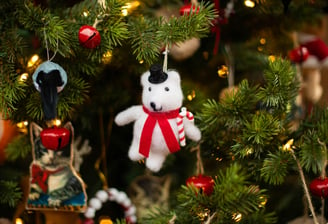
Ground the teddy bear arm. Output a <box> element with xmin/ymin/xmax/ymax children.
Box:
<box><xmin>114</xmin><ymin>106</ymin><xmax>142</xmax><ymax>126</ymax></box>
<box><xmin>184</xmin><ymin>120</ymin><xmax>201</xmax><ymax>142</ymax></box>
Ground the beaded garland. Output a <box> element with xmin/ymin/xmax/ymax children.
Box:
<box><xmin>83</xmin><ymin>188</ymin><xmax>137</xmax><ymax>224</ymax></box>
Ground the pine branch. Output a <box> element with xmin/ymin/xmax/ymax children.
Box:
<box><xmin>298</xmin><ymin>108</ymin><xmax>328</xmax><ymax>174</ymax></box>
<box><xmin>299</xmin><ymin>130</ymin><xmax>325</xmax><ymax>174</ymax></box>
<box><xmin>113</xmin><ymin>219</ymin><xmax>129</xmax><ymax>224</ymax></box>
<box><xmin>257</xmin><ymin>58</ymin><xmax>299</xmax><ymax>117</ymax></box>
<box><xmin>167</xmin><ymin>163</ymin><xmax>275</xmax><ymax>223</ymax></box>
<box><xmin>239</xmin><ymin>210</ymin><xmax>277</xmax><ymax>224</ymax></box>
<box><xmin>129</xmin><ymin>17</ymin><xmax>162</xmax><ymax>64</ymax></box>
<box><xmin>198</xmin><ymin>80</ymin><xmax>258</xmax><ymax>137</ymax></box>
<box><xmin>140</xmin><ymin>209</ymin><xmax>177</xmax><ymax>224</ymax></box>
<box><xmin>18</xmin><ymin>2</ymin><xmax>72</xmax><ymax>57</ymax></box>
<box><xmin>0</xmin><ymin>67</ymin><xmax>27</xmax><ymax>118</ymax></box>
<box><xmin>260</xmin><ymin>150</ymin><xmax>292</xmax><ymax>185</ymax></box>
<box><xmin>129</xmin><ymin>1</ymin><xmax>217</xmax><ymax>65</ymax></box>
<box><xmin>232</xmin><ymin>111</ymin><xmax>282</xmax><ymax>158</ymax></box>
<box><xmin>5</xmin><ymin>135</ymin><xmax>31</xmax><ymax>162</ymax></box>
<box><xmin>0</xmin><ymin>180</ymin><xmax>22</xmax><ymax>207</ymax></box>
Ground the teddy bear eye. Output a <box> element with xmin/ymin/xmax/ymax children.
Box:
<box><xmin>165</xmin><ymin>87</ymin><xmax>169</xmax><ymax>91</ymax></box>
<box><xmin>148</xmin><ymin>87</ymin><xmax>152</xmax><ymax>91</ymax></box>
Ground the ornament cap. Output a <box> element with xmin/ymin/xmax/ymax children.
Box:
<box><xmin>148</xmin><ymin>64</ymin><xmax>168</xmax><ymax>84</ymax></box>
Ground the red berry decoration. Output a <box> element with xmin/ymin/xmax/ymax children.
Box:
<box><xmin>309</xmin><ymin>177</ymin><xmax>328</xmax><ymax>198</ymax></box>
<box><xmin>78</xmin><ymin>25</ymin><xmax>101</xmax><ymax>49</ymax></box>
<box><xmin>179</xmin><ymin>4</ymin><xmax>200</xmax><ymax>15</ymax></box>
<box><xmin>186</xmin><ymin>174</ymin><xmax>215</xmax><ymax>195</ymax></box>
<box><xmin>40</xmin><ymin>127</ymin><xmax>70</xmax><ymax>150</ymax></box>
<box><xmin>288</xmin><ymin>46</ymin><xmax>309</xmax><ymax>63</ymax></box>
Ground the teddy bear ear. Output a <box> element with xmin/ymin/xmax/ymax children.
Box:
<box><xmin>167</xmin><ymin>70</ymin><xmax>181</xmax><ymax>84</ymax></box>
<box><xmin>141</xmin><ymin>70</ymin><xmax>150</xmax><ymax>87</ymax></box>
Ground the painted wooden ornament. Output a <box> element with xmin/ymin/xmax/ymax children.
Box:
<box><xmin>27</xmin><ymin>122</ymin><xmax>87</xmax><ymax>212</ymax></box>
<box><xmin>0</xmin><ymin>115</ymin><xmax>18</xmax><ymax>164</ymax></box>
<box><xmin>78</xmin><ymin>25</ymin><xmax>101</xmax><ymax>49</ymax></box>
<box><xmin>186</xmin><ymin>174</ymin><xmax>215</xmax><ymax>195</ymax></box>
<box><xmin>40</xmin><ymin>126</ymin><xmax>70</xmax><ymax>150</ymax></box>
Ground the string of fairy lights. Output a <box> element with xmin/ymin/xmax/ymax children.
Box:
<box><xmin>15</xmin><ymin>0</ymin><xmax>143</xmax><ymax>133</ymax></box>
<box><xmin>11</xmin><ymin>0</ymin><xmax>272</xmax><ymax>223</ymax></box>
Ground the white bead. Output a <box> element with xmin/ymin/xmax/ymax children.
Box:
<box><xmin>125</xmin><ymin>205</ymin><xmax>136</xmax><ymax>216</ymax></box>
<box><xmin>84</xmin><ymin>207</ymin><xmax>96</xmax><ymax>218</ymax></box>
<box><xmin>96</xmin><ymin>190</ymin><xmax>109</xmax><ymax>202</ymax></box>
<box><xmin>108</xmin><ymin>188</ymin><xmax>119</xmax><ymax>200</ymax></box>
<box><xmin>122</xmin><ymin>198</ymin><xmax>132</xmax><ymax>207</ymax></box>
<box><xmin>128</xmin><ymin>215</ymin><xmax>137</xmax><ymax>223</ymax></box>
<box><xmin>116</xmin><ymin>192</ymin><xmax>127</xmax><ymax>203</ymax></box>
<box><xmin>89</xmin><ymin>198</ymin><xmax>102</xmax><ymax>210</ymax></box>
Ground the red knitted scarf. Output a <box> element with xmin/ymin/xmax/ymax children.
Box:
<box><xmin>139</xmin><ymin>106</ymin><xmax>180</xmax><ymax>157</ymax></box>
<box><xmin>31</xmin><ymin>164</ymin><xmax>65</xmax><ymax>193</ymax></box>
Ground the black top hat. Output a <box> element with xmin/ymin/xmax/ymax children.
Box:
<box><xmin>148</xmin><ymin>64</ymin><xmax>168</xmax><ymax>84</ymax></box>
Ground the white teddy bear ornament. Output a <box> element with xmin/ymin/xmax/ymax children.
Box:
<box><xmin>115</xmin><ymin>64</ymin><xmax>201</xmax><ymax>172</ymax></box>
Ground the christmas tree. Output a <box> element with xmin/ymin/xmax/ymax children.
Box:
<box><xmin>1</xmin><ymin>0</ymin><xmax>328</xmax><ymax>224</ymax></box>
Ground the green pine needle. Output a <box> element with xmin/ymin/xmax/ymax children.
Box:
<box><xmin>257</xmin><ymin>58</ymin><xmax>298</xmax><ymax>116</ymax></box>
<box><xmin>261</xmin><ymin>150</ymin><xmax>292</xmax><ymax>185</ymax></box>
<box><xmin>0</xmin><ymin>180</ymin><xmax>22</xmax><ymax>207</ymax></box>
<box><xmin>5</xmin><ymin>135</ymin><xmax>31</xmax><ymax>162</ymax></box>
<box><xmin>232</xmin><ymin>111</ymin><xmax>281</xmax><ymax>158</ymax></box>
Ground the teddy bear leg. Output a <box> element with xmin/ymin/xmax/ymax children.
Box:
<box><xmin>146</xmin><ymin>153</ymin><xmax>167</xmax><ymax>172</ymax></box>
<box><xmin>128</xmin><ymin>137</ymin><xmax>144</xmax><ymax>161</ymax></box>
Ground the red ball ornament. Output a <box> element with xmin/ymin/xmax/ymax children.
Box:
<box><xmin>0</xmin><ymin>116</ymin><xmax>18</xmax><ymax>164</ymax></box>
<box><xmin>186</xmin><ymin>174</ymin><xmax>215</xmax><ymax>195</ymax></box>
<box><xmin>288</xmin><ymin>46</ymin><xmax>309</xmax><ymax>63</ymax></box>
<box><xmin>309</xmin><ymin>177</ymin><xmax>328</xmax><ymax>198</ymax></box>
<box><xmin>40</xmin><ymin>127</ymin><xmax>70</xmax><ymax>150</ymax></box>
<box><xmin>179</xmin><ymin>4</ymin><xmax>200</xmax><ymax>15</ymax></box>
<box><xmin>78</xmin><ymin>25</ymin><xmax>101</xmax><ymax>49</ymax></box>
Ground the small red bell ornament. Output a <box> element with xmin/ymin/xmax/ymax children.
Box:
<box><xmin>78</xmin><ymin>25</ymin><xmax>101</xmax><ymax>49</ymax></box>
<box><xmin>309</xmin><ymin>177</ymin><xmax>328</xmax><ymax>198</ymax></box>
<box><xmin>288</xmin><ymin>46</ymin><xmax>310</xmax><ymax>63</ymax></box>
<box><xmin>186</xmin><ymin>174</ymin><xmax>215</xmax><ymax>195</ymax></box>
<box><xmin>40</xmin><ymin>126</ymin><xmax>70</xmax><ymax>150</ymax></box>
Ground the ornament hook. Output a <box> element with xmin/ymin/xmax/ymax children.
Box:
<box><xmin>163</xmin><ymin>44</ymin><xmax>169</xmax><ymax>73</ymax></box>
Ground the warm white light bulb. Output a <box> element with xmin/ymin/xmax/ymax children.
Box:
<box><xmin>54</xmin><ymin>119</ymin><xmax>61</xmax><ymax>126</ymax></box>
<box><xmin>122</xmin><ymin>9</ymin><xmax>128</xmax><ymax>16</ymax></box>
<box><xmin>27</xmin><ymin>54</ymin><xmax>40</xmax><ymax>67</ymax></box>
<box><xmin>244</xmin><ymin>0</ymin><xmax>255</xmax><ymax>8</ymax></box>
<box><xmin>19</xmin><ymin>73</ymin><xmax>29</xmax><ymax>82</ymax></box>
<box><xmin>15</xmin><ymin>218</ymin><xmax>24</xmax><ymax>224</ymax></box>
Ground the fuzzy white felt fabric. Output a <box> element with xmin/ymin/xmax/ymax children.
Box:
<box><xmin>115</xmin><ymin>68</ymin><xmax>201</xmax><ymax>172</ymax></box>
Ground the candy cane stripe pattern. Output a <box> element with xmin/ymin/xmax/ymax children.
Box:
<box><xmin>177</xmin><ymin>107</ymin><xmax>194</xmax><ymax>146</ymax></box>
<box><xmin>83</xmin><ymin>188</ymin><xmax>137</xmax><ymax>224</ymax></box>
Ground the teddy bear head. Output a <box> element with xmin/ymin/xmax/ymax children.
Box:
<box><xmin>141</xmin><ymin>64</ymin><xmax>183</xmax><ymax>112</ymax></box>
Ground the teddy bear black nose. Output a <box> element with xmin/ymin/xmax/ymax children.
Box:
<box><xmin>150</xmin><ymin>102</ymin><xmax>156</xmax><ymax>110</ymax></box>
